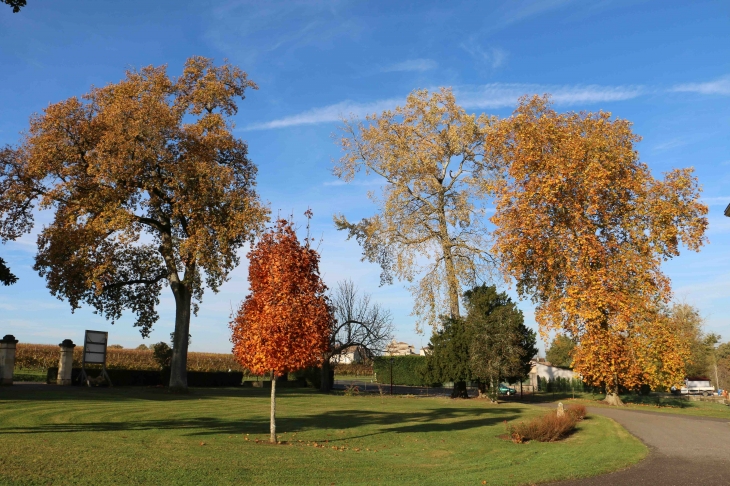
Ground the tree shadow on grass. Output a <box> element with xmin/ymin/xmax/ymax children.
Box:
<box><xmin>0</xmin><ymin>385</ymin><xmax>318</xmax><ymax>402</ymax></box>
<box><xmin>0</xmin><ymin>405</ymin><xmax>523</xmax><ymax>441</ymax></box>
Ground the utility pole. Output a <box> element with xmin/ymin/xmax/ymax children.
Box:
<box><xmin>390</xmin><ymin>357</ymin><xmax>394</xmax><ymax>395</ymax></box>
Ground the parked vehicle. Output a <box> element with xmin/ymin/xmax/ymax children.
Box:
<box><xmin>671</xmin><ymin>378</ymin><xmax>715</xmax><ymax>396</ymax></box>
<box><xmin>499</xmin><ymin>384</ymin><xmax>516</xmax><ymax>395</ymax></box>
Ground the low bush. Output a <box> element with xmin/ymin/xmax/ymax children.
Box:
<box><xmin>333</xmin><ymin>363</ymin><xmax>373</xmax><ymax>376</ymax></box>
<box><xmin>372</xmin><ymin>356</ymin><xmax>436</xmax><ymax>386</ymax></box>
<box><xmin>46</xmin><ymin>367</ymin><xmax>244</xmax><ymax>387</ymax></box>
<box><xmin>506</xmin><ymin>405</ymin><xmax>586</xmax><ymax>443</ymax></box>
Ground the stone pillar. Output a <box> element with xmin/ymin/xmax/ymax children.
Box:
<box><xmin>0</xmin><ymin>335</ymin><xmax>19</xmax><ymax>385</ymax></box>
<box><xmin>57</xmin><ymin>339</ymin><xmax>76</xmax><ymax>385</ymax></box>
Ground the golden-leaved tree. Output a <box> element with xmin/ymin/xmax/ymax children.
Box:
<box><xmin>492</xmin><ymin>96</ymin><xmax>708</xmax><ymax>405</ymax></box>
<box><xmin>230</xmin><ymin>215</ymin><xmax>332</xmax><ymax>443</ymax></box>
<box><xmin>334</xmin><ymin>88</ymin><xmax>500</xmax><ymax>330</ymax></box>
<box><xmin>0</xmin><ymin>57</ymin><xmax>269</xmax><ymax>391</ymax></box>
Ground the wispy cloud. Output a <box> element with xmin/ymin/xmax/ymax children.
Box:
<box><xmin>247</xmin><ymin>83</ymin><xmax>644</xmax><ymax>130</ymax></box>
<box><xmin>381</xmin><ymin>58</ymin><xmax>438</xmax><ymax>73</ymax></box>
<box><xmin>322</xmin><ymin>179</ymin><xmax>382</xmax><ymax>187</ymax></box>
<box><xmin>243</xmin><ymin>97</ymin><xmax>401</xmax><ymax>130</ymax></box>
<box><xmin>243</xmin><ymin>74</ymin><xmax>730</xmax><ymax>131</ymax></box>
<box><xmin>670</xmin><ymin>75</ymin><xmax>730</xmax><ymax>96</ymax></box>
<box><xmin>701</xmin><ymin>196</ymin><xmax>730</xmax><ymax>206</ymax></box>
<box><xmin>459</xmin><ymin>39</ymin><xmax>508</xmax><ymax>69</ymax></box>
<box><xmin>457</xmin><ymin>83</ymin><xmax>644</xmax><ymax>108</ymax></box>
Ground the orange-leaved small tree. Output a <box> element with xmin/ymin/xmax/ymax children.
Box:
<box><xmin>230</xmin><ymin>214</ymin><xmax>332</xmax><ymax>443</ymax></box>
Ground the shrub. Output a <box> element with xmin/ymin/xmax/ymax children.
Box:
<box><xmin>108</xmin><ymin>344</ymin><xmax>124</xmax><ymax>349</ymax></box>
<box><xmin>151</xmin><ymin>342</ymin><xmax>173</xmax><ymax>369</ymax></box>
<box><xmin>46</xmin><ymin>367</ymin><xmax>244</xmax><ymax>387</ymax></box>
<box><xmin>291</xmin><ymin>366</ymin><xmax>322</xmax><ymax>389</ymax></box>
<box><xmin>136</xmin><ymin>344</ymin><xmax>149</xmax><ymax>351</ymax></box>
<box><xmin>373</xmin><ymin>355</ymin><xmax>435</xmax><ymax>386</ymax></box>
<box><xmin>333</xmin><ymin>363</ymin><xmax>373</xmax><ymax>376</ymax></box>
<box><xmin>506</xmin><ymin>407</ymin><xmax>585</xmax><ymax>443</ymax></box>
<box><xmin>566</xmin><ymin>404</ymin><xmax>586</xmax><ymax>420</ymax></box>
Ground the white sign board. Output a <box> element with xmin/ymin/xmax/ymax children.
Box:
<box><xmin>83</xmin><ymin>330</ymin><xmax>108</xmax><ymax>364</ymax></box>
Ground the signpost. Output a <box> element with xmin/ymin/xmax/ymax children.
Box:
<box><xmin>78</xmin><ymin>330</ymin><xmax>112</xmax><ymax>386</ymax></box>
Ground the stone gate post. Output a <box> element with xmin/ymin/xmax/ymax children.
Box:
<box><xmin>57</xmin><ymin>339</ymin><xmax>76</xmax><ymax>385</ymax></box>
<box><xmin>0</xmin><ymin>335</ymin><xmax>19</xmax><ymax>385</ymax></box>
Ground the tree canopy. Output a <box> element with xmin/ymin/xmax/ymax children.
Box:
<box><xmin>0</xmin><ymin>57</ymin><xmax>268</xmax><ymax>390</ymax></box>
<box><xmin>545</xmin><ymin>335</ymin><xmax>576</xmax><ymax>369</ymax></box>
<box><xmin>3</xmin><ymin>0</ymin><xmax>25</xmax><ymax>13</ymax></box>
<box><xmin>424</xmin><ymin>284</ymin><xmax>536</xmax><ymax>399</ymax></box>
<box><xmin>334</xmin><ymin>88</ymin><xmax>500</xmax><ymax>330</ymax></box>
<box><xmin>492</xmin><ymin>96</ymin><xmax>708</xmax><ymax>403</ymax></box>
<box><xmin>230</xmin><ymin>216</ymin><xmax>332</xmax><ymax>442</ymax></box>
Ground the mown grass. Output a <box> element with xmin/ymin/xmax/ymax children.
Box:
<box><xmin>532</xmin><ymin>391</ymin><xmax>730</xmax><ymax>419</ymax></box>
<box><xmin>0</xmin><ymin>386</ymin><xmax>647</xmax><ymax>486</ymax></box>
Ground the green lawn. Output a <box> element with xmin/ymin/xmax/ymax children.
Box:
<box><xmin>0</xmin><ymin>386</ymin><xmax>646</xmax><ymax>485</ymax></box>
<box><xmin>532</xmin><ymin>392</ymin><xmax>730</xmax><ymax>419</ymax></box>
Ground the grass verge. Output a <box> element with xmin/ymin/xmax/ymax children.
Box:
<box><xmin>529</xmin><ymin>391</ymin><xmax>730</xmax><ymax>419</ymax></box>
<box><xmin>0</xmin><ymin>386</ymin><xmax>646</xmax><ymax>485</ymax></box>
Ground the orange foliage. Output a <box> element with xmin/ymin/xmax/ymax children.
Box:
<box><xmin>229</xmin><ymin>218</ymin><xmax>332</xmax><ymax>377</ymax></box>
<box><xmin>492</xmin><ymin>96</ymin><xmax>708</xmax><ymax>394</ymax></box>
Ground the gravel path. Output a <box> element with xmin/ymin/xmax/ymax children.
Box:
<box><xmin>553</xmin><ymin>406</ymin><xmax>730</xmax><ymax>485</ymax></box>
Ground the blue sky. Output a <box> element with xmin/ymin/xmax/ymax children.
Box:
<box><xmin>1</xmin><ymin>0</ymin><xmax>728</xmax><ymax>354</ymax></box>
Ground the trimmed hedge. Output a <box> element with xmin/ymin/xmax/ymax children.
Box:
<box><xmin>46</xmin><ymin>368</ymin><xmax>244</xmax><ymax>387</ymax></box>
<box><xmin>373</xmin><ymin>356</ymin><xmax>438</xmax><ymax>386</ymax></box>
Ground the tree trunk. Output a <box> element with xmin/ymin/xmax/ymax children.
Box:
<box><xmin>437</xmin><ymin>198</ymin><xmax>460</xmax><ymax>320</ymax></box>
<box><xmin>320</xmin><ymin>359</ymin><xmax>332</xmax><ymax>393</ymax></box>
<box><xmin>604</xmin><ymin>375</ymin><xmax>624</xmax><ymax>406</ymax></box>
<box><xmin>451</xmin><ymin>380</ymin><xmax>469</xmax><ymax>398</ymax></box>
<box><xmin>270</xmin><ymin>371</ymin><xmax>277</xmax><ymax>444</ymax></box>
<box><xmin>168</xmin><ymin>283</ymin><xmax>192</xmax><ymax>392</ymax></box>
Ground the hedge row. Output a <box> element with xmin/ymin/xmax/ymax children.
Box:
<box><xmin>16</xmin><ymin>343</ymin><xmax>245</xmax><ymax>373</ymax></box>
<box><xmin>372</xmin><ymin>356</ymin><xmax>438</xmax><ymax>387</ymax></box>
<box><xmin>46</xmin><ymin>367</ymin><xmax>244</xmax><ymax>387</ymax></box>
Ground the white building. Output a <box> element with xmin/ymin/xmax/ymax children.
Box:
<box><xmin>528</xmin><ymin>360</ymin><xmax>578</xmax><ymax>387</ymax></box>
<box><xmin>331</xmin><ymin>345</ymin><xmax>368</xmax><ymax>364</ymax></box>
<box><xmin>385</xmin><ymin>340</ymin><xmax>416</xmax><ymax>356</ymax></box>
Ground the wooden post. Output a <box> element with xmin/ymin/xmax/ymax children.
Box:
<box><xmin>0</xmin><ymin>335</ymin><xmax>18</xmax><ymax>385</ymax></box>
<box><xmin>270</xmin><ymin>370</ymin><xmax>277</xmax><ymax>444</ymax></box>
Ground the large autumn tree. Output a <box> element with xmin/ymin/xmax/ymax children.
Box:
<box><xmin>492</xmin><ymin>96</ymin><xmax>708</xmax><ymax>405</ymax></box>
<box><xmin>230</xmin><ymin>216</ymin><xmax>332</xmax><ymax>443</ymax></box>
<box><xmin>334</xmin><ymin>88</ymin><xmax>500</xmax><ymax>330</ymax></box>
<box><xmin>0</xmin><ymin>57</ymin><xmax>268</xmax><ymax>391</ymax></box>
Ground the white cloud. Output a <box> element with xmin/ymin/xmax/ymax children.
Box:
<box><xmin>322</xmin><ymin>179</ymin><xmax>382</xmax><ymax>187</ymax></box>
<box><xmin>701</xmin><ymin>197</ymin><xmax>730</xmax><ymax>206</ymax></box>
<box><xmin>242</xmin><ymin>97</ymin><xmax>401</xmax><ymax>130</ymax></box>
<box><xmin>381</xmin><ymin>58</ymin><xmax>438</xmax><ymax>73</ymax></box>
<box><xmin>245</xmin><ymin>82</ymin><xmax>645</xmax><ymax>130</ymax></box>
<box><xmin>670</xmin><ymin>75</ymin><xmax>730</xmax><ymax>96</ymax></box>
<box><xmin>457</xmin><ymin>83</ymin><xmax>644</xmax><ymax>108</ymax></box>
<box><xmin>459</xmin><ymin>40</ymin><xmax>508</xmax><ymax>69</ymax></box>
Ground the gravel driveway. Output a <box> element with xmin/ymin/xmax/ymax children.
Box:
<box><xmin>553</xmin><ymin>406</ymin><xmax>730</xmax><ymax>485</ymax></box>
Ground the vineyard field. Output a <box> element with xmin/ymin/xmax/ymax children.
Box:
<box><xmin>14</xmin><ymin>344</ymin><xmax>246</xmax><ymax>373</ymax></box>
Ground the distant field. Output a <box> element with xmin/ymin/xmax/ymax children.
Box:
<box><xmin>0</xmin><ymin>386</ymin><xmax>647</xmax><ymax>485</ymax></box>
<box><xmin>14</xmin><ymin>343</ymin><xmax>245</xmax><ymax>373</ymax></box>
